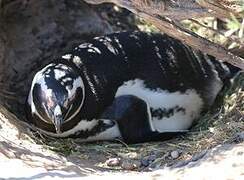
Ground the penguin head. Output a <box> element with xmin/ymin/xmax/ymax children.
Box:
<box><xmin>28</xmin><ymin>63</ymin><xmax>85</xmax><ymax>134</ymax></box>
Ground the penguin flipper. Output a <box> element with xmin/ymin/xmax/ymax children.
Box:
<box><xmin>101</xmin><ymin>95</ymin><xmax>186</xmax><ymax>144</ymax></box>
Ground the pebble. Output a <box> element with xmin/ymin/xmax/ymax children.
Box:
<box><xmin>148</xmin><ymin>154</ymin><xmax>157</xmax><ymax>162</ymax></box>
<box><xmin>141</xmin><ymin>159</ymin><xmax>150</xmax><ymax>167</ymax></box>
<box><xmin>121</xmin><ymin>160</ymin><xmax>141</xmax><ymax>170</ymax></box>
<box><xmin>171</xmin><ymin>150</ymin><xmax>180</xmax><ymax>159</ymax></box>
<box><xmin>141</xmin><ymin>154</ymin><xmax>157</xmax><ymax>167</ymax></box>
<box><xmin>106</xmin><ymin>158</ymin><xmax>121</xmax><ymax>167</ymax></box>
<box><xmin>236</xmin><ymin>132</ymin><xmax>244</xmax><ymax>142</ymax></box>
<box><xmin>126</xmin><ymin>152</ymin><xmax>138</xmax><ymax>159</ymax></box>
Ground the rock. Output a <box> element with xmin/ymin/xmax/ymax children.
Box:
<box><xmin>140</xmin><ymin>153</ymin><xmax>158</xmax><ymax>168</ymax></box>
<box><xmin>148</xmin><ymin>154</ymin><xmax>157</xmax><ymax>162</ymax></box>
<box><xmin>141</xmin><ymin>159</ymin><xmax>150</xmax><ymax>167</ymax></box>
<box><xmin>141</xmin><ymin>154</ymin><xmax>158</xmax><ymax>167</ymax></box>
<box><xmin>106</xmin><ymin>158</ymin><xmax>121</xmax><ymax>167</ymax></box>
<box><xmin>126</xmin><ymin>152</ymin><xmax>138</xmax><ymax>159</ymax></box>
<box><xmin>121</xmin><ymin>160</ymin><xmax>141</xmax><ymax>170</ymax></box>
<box><xmin>170</xmin><ymin>150</ymin><xmax>180</xmax><ymax>159</ymax></box>
<box><xmin>235</xmin><ymin>132</ymin><xmax>244</xmax><ymax>142</ymax></box>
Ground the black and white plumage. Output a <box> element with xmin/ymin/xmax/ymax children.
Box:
<box><xmin>26</xmin><ymin>31</ymin><xmax>240</xmax><ymax>144</ymax></box>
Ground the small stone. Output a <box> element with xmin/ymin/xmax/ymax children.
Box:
<box><xmin>209</xmin><ymin>127</ymin><xmax>215</xmax><ymax>133</ymax></box>
<box><xmin>126</xmin><ymin>152</ymin><xmax>138</xmax><ymax>159</ymax></box>
<box><xmin>106</xmin><ymin>158</ymin><xmax>121</xmax><ymax>167</ymax></box>
<box><xmin>237</xmin><ymin>151</ymin><xmax>243</xmax><ymax>156</ymax></box>
<box><xmin>141</xmin><ymin>159</ymin><xmax>150</xmax><ymax>167</ymax></box>
<box><xmin>133</xmin><ymin>161</ymin><xmax>141</xmax><ymax>168</ymax></box>
<box><xmin>141</xmin><ymin>154</ymin><xmax>157</xmax><ymax>167</ymax></box>
<box><xmin>236</xmin><ymin>132</ymin><xmax>244</xmax><ymax>142</ymax></box>
<box><xmin>148</xmin><ymin>154</ymin><xmax>157</xmax><ymax>162</ymax></box>
<box><xmin>121</xmin><ymin>160</ymin><xmax>141</xmax><ymax>170</ymax></box>
<box><xmin>171</xmin><ymin>150</ymin><xmax>180</xmax><ymax>159</ymax></box>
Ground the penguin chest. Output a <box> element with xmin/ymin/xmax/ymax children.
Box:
<box><xmin>115</xmin><ymin>79</ymin><xmax>204</xmax><ymax>132</ymax></box>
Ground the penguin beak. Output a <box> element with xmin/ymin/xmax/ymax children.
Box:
<box><xmin>50</xmin><ymin>105</ymin><xmax>64</xmax><ymax>134</ymax></box>
<box><xmin>53</xmin><ymin>114</ymin><xmax>63</xmax><ymax>134</ymax></box>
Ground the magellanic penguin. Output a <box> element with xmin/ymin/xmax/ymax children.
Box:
<box><xmin>26</xmin><ymin>31</ymin><xmax>241</xmax><ymax>144</ymax></box>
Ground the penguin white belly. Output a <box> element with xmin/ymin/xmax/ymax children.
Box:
<box><xmin>115</xmin><ymin>79</ymin><xmax>204</xmax><ymax>132</ymax></box>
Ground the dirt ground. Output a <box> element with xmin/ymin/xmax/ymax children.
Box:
<box><xmin>0</xmin><ymin>1</ymin><xmax>243</xmax><ymax>179</ymax></box>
